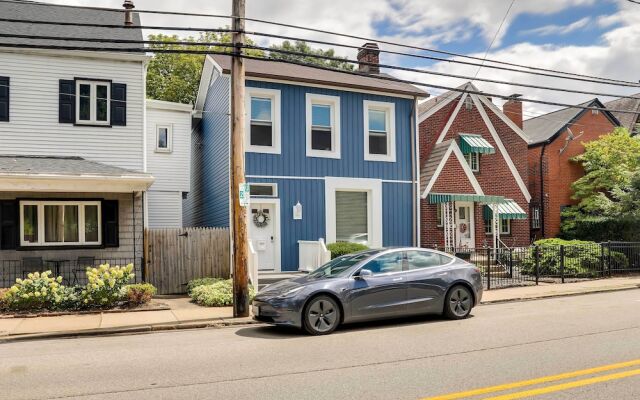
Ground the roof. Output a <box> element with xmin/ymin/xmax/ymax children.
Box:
<box><xmin>420</xmin><ymin>141</ymin><xmax>451</xmax><ymax>192</ymax></box>
<box><xmin>522</xmin><ymin>99</ymin><xmax>620</xmax><ymax>146</ymax></box>
<box><xmin>146</xmin><ymin>99</ymin><xmax>193</xmax><ymax>113</ymax></box>
<box><xmin>0</xmin><ymin>2</ymin><xmax>142</xmax><ymax>51</ymax></box>
<box><xmin>418</xmin><ymin>88</ymin><xmax>463</xmax><ymax>115</ymax></box>
<box><xmin>209</xmin><ymin>55</ymin><xmax>428</xmax><ymax>98</ymax></box>
<box><xmin>0</xmin><ymin>155</ymin><xmax>148</xmax><ymax>177</ymax></box>
<box><xmin>605</xmin><ymin>93</ymin><xmax>640</xmax><ymax>132</ymax></box>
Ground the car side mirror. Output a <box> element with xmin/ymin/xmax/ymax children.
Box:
<box><xmin>355</xmin><ymin>269</ymin><xmax>373</xmax><ymax>280</ymax></box>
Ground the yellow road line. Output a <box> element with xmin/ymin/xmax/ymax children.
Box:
<box><xmin>481</xmin><ymin>368</ymin><xmax>640</xmax><ymax>400</ymax></box>
<box><xmin>422</xmin><ymin>359</ymin><xmax>640</xmax><ymax>400</ymax></box>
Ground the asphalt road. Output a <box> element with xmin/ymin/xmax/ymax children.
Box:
<box><xmin>2</xmin><ymin>290</ymin><xmax>640</xmax><ymax>400</ymax></box>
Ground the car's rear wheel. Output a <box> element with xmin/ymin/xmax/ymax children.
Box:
<box><xmin>443</xmin><ymin>285</ymin><xmax>473</xmax><ymax>319</ymax></box>
<box><xmin>303</xmin><ymin>295</ymin><xmax>340</xmax><ymax>335</ymax></box>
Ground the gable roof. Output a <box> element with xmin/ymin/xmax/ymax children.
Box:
<box><xmin>209</xmin><ymin>55</ymin><xmax>428</xmax><ymax>98</ymax></box>
<box><xmin>0</xmin><ymin>2</ymin><xmax>143</xmax><ymax>51</ymax></box>
<box><xmin>0</xmin><ymin>155</ymin><xmax>147</xmax><ymax>177</ymax></box>
<box><xmin>522</xmin><ymin>98</ymin><xmax>620</xmax><ymax>146</ymax></box>
<box><xmin>605</xmin><ymin>93</ymin><xmax>640</xmax><ymax>132</ymax></box>
<box><xmin>421</xmin><ymin>140</ymin><xmax>483</xmax><ymax>198</ymax></box>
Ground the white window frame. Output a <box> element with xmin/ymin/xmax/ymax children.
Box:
<box><xmin>436</xmin><ymin>204</ymin><xmax>443</xmax><ymax>227</ymax></box>
<box><xmin>155</xmin><ymin>124</ymin><xmax>173</xmax><ymax>153</ymax></box>
<box><xmin>464</xmin><ymin>152</ymin><xmax>480</xmax><ymax>172</ymax></box>
<box><xmin>306</xmin><ymin>93</ymin><xmax>341</xmax><ymax>159</ymax></box>
<box><xmin>531</xmin><ymin>206</ymin><xmax>541</xmax><ymax>229</ymax></box>
<box><xmin>19</xmin><ymin>200</ymin><xmax>102</xmax><ymax>247</ymax></box>
<box><xmin>364</xmin><ymin>100</ymin><xmax>396</xmax><ymax>162</ymax></box>
<box><xmin>76</xmin><ymin>80</ymin><xmax>110</xmax><ymax>125</ymax></box>
<box><xmin>249</xmin><ymin>183</ymin><xmax>278</xmax><ymax>198</ymax></box>
<box><xmin>245</xmin><ymin>87</ymin><xmax>281</xmax><ymax>154</ymax></box>
<box><xmin>485</xmin><ymin>218</ymin><xmax>511</xmax><ymax>235</ymax></box>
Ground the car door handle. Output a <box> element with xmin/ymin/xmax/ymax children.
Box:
<box><xmin>392</xmin><ymin>277</ymin><xmax>403</xmax><ymax>282</ymax></box>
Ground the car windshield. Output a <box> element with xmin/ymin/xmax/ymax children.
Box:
<box><xmin>308</xmin><ymin>250</ymin><xmax>380</xmax><ymax>279</ymax></box>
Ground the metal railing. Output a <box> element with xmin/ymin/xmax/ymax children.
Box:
<box><xmin>0</xmin><ymin>258</ymin><xmax>143</xmax><ymax>289</ymax></box>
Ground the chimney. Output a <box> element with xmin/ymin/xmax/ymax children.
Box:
<box><xmin>357</xmin><ymin>42</ymin><xmax>380</xmax><ymax>74</ymax></box>
<box><xmin>503</xmin><ymin>93</ymin><xmax>523</xmax><ymax>129</ymax></box>
<box><xmin>123</xmin><ymin>0</ymin><xmax>135</xmax><ymax>26</ymax></box>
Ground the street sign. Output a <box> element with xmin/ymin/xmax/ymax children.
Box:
<box><xmin>239</xmin><ymin>183</ymin><xmax>250</xmax><ymax>207</ymax></box>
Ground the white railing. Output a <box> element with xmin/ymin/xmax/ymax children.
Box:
<box><xmin>248</xmin><ymin>240</ymin><xmax>259</xmax><ymax>291</ymax></box>
<box><xmin>298</xmin><ymin>238</ymin><xmax>332</xmax><ymax>272</ymax></box>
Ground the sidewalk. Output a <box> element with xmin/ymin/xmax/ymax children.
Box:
<box><xmin>1</xmin><ymin>277</ymin><xmax>638</xmax><ymax>341</ymax></box>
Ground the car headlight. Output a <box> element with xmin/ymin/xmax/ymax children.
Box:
<box><xmin>276</xmin><ymin>286</ymin><xmax>305</xmax><ymax>299</ymax></box>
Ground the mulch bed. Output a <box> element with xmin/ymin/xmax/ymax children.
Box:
<box><xmin>0</xmin><ymin>300</ymin><xmax>170</xmax><ymax>319</ymax></box>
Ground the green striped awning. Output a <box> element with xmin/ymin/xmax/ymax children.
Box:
<box><xmin>459</xmin><ymin>134</ymin><xmax>495</xmax><ymax>154</ymax></box>
<box><xmin>428</xmin><ymin>193</ymin><xmax>505</xmax><ymax>204</ymax></box>
<box><xmin>484</xmin><ymin>199</ymin><xmax>527</xmax><ymax>220</ymax></box>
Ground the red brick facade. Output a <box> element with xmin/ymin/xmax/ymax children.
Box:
<box><xmin>420</xmin><ymin>91</ymin><xmax>530</xmax><ymax>249</ymax></box>
<box><xmin>527</xmin><ymin>110</ymin><xmax>617</xmax><ymax>239</ymax></box>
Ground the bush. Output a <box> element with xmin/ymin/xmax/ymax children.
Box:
<box><xmin>327</xmin><ymin>242</ymin><xmax>369</xmax><ymax>259</ymax></box>
<box><xmin>187</xmin><ymin>277</ymin><xmax>222</xmax><ymax>294</ymax></box>
<box><xmin>1</xmin><ymin>271</ymin><xmax>74</xmax><ymax>311</ymax></box>
<box><xmin>0</xmin><ymin>288</ymin><xmax>9</xmax><ymax>310</ymax></box>
<box><xmin>80</xmin><ymin>264</ymin><xmax>135</xmax><ymax>308</ymax></box>
<box><xmin>521</xmin><ymin>239</ymin><xmax>628</xmax><ymax>277</ymax></box>
<box><xmin>124</xmin><ymin>283</ymin><xmax>157</xmax><ymax>306</ymax></box>
<box><xmin>190</xmin><ymin>279</ymin><xmax>255</xmax><ymax>307</ymax></box>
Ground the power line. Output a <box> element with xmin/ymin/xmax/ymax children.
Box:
<box><xmin>2</xmin><ymin>31</ymin><xmax>638</xmax><ymax>100</ymax></box>
<box><xmin>2</xmin><ymin>41</ymin><xmax>639</xmax><ymax>117</ymax></box>
<box><xmin>1</xmin><ymin>0</ymin><xmax>638</xmax><ymax>87</ymax></box>
<box><xmin>473</xmin><ymin>0</ymin><xmax>515</xmax><ymax>80</ymax></box>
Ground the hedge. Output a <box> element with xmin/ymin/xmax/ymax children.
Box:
<box><xmin>326</xmin><ymin>242</ymin><xmax>369</xmax><ymax>259</ymax></box>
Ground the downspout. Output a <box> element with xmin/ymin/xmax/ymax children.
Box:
<box><xmin>411</xmin><ymin>96</ymin><xmax>418</xmax><ymax>247</ymax></box>
<box><xmin>539</xmin><ymin>142</ymin><xmax>547</xmax><ymax>239</ymax></box>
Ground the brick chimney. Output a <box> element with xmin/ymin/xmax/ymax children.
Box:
<box><xmin>503</xmin><ymin>94</ymin><xmax>523</xmax><ymax>129</ymax></box>
<box><xmin>357</xmin><ymin>43</ymin><xmax>380</xmax><ymax>74</ymax></box>
<box><xmin>123</xmin><ymin>0</ymin><xmax>135</xmax><ymax>26</ymax></box>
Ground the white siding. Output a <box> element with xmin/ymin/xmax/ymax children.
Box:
<box><xmin>145</xmin><ymin>104</ymin><xmax>191</xmax><ymax>192</ymax></box>
<box><xmin>147</xmin><ymin>190</ymin><xmax>183</xmax><ymax>228</ymax></box>
<box><xmin>0</xmin><ymin>50</ymin><xmax>145</xmax><ymax>171</ymax></box>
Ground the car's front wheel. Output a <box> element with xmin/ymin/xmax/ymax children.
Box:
<box><xmin>443</xmin><ymin>285</ymin><xmax>473</xmax><ymax>320</ymax></box>
<box><xmin>303</xmin><ymin>295</ymin><xmax>341</xmax><ymax>335</ymax></box>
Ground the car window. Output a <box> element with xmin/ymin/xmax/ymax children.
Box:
<box><xmin>308</xmin><ymin>250</ymin><xmax>381</xmax><ymax>279</ymax></box>
<box><xmin>362</xmin><ymin>252</ymin><xmax>404</xmax><ymax>275</ymax></box>
<box><xmin>406</xmin><ymin>250</ymin><xmax>450</xmax><ymax>270</ymax></box>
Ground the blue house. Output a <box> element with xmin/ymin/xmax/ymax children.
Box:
<box><xmin>186</xmin><ymin>44</ymin><xmax>427</xmax><ymax>272</ymax></box>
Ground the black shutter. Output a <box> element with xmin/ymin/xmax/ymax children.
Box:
<box><xmin>111</xmin><ymin>83</ymin><xmax>127</xmax><ymax>126</ymax></box>
<box><xmin>0</xmin><ymin>77</ymin><xmax>9</xmax><ymax>122</ymax></box>
<box><xmin>102</xmin><ymin>200</ymin><xmax>119</xmax><ymax>248</ymax></box>
<box><xmin>59</xmin><ymin>79</ymin><xmax>76</xmax><ymax>123</ymax></box>
<box><xmin>0</xmin><ymin>200</ymin><xmax>19</xmax><ymax>250</ymax></box>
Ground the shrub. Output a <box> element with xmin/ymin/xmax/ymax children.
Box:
<box><xmin>80</xmin><ymin>264</ymin><xmax>135</xmax><ymax>308</ymax></box>
<box><xmin>190</xmin><ymin>279</ymin><xmax>255</xmax><ymax>307</ymax></box>
<box><xmin>187</xmin><ymin>277</ymin><xmax>222</xmax><ymax>294</ymax></box>
<box><xmin>2</xmin><ymin>271</ymin><xmax>73</xmax><ymax>311</ymax></box>
<box><xmin>124</xmin><ymin>283</ymin><xmax>157</xmax><ymax>306</ymax></box>
<box><xmin>327</xmin><ymin>242</ymin><xmax>369</xmax><ymax>259</ymax></box>
<box><xmin>0</xmin><ymin>288</ymin><xmax>9</xmax><ymax>310</ymax></box>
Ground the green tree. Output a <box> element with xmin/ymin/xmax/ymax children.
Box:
<box><xmin>269</xmin><ymin>40</ymin><xmax>354</xmax><ymax>71</ymax></box>
<box><xmin>146</xmin><ymin>32</ymin><xmax>264</xmax><ymax>105</ymax></box>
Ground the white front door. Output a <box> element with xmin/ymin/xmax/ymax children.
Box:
<box><xmin>249</xmin><ymin>203</ymin><xmax>277</xmax><ymax>271</ymax></box>
<box><xmin>455</xmin><ymin>201</ymin><xmax>475</xmax><ymax>248</ymax></box>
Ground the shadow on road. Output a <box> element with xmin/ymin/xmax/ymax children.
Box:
<box><xmin>235</xmin><ymin>313</ymin><xmax>474</xmax><ymax>339</ymax></box>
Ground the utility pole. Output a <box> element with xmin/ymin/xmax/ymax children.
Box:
<box><xmin>231</xmin><ymin>0</ymin><xmax>249</xmax><ymax>317</ymax></box>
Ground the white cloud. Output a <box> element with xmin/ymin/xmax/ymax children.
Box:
<box><xmin>520</xmin><ymin>17</ymin><xmax>592</xmax><ymax>36</ymax></box>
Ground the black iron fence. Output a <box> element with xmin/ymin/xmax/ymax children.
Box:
<box><xmin>442</xmin><ymin>242</ymin><xmax>640</xmax><ymax>290</ymax></box>
<box><xmin>0</xmin><ymin>258</ymin><xmax>143</xmax><ymax>289</ymax></box>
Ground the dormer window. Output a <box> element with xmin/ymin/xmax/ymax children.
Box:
<box><xmin>76</xmin><ymin>80</ymin><xmax>110</xmax><ymax>125</ymax></box>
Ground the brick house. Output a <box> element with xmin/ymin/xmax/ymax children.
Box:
<box><xmin>419</xmin><ymin>83</ymin><xmax>531</xmax><ymax>250</ymax></box>
<box><xmin>523</xmin><ymin>99</ymin><xmax>620</xmax><ymax>240</ymax></box>
<box><xmin>605</xmin><ymin>93</ymin><xmax>640</xmax><ymax>135</ymax></box>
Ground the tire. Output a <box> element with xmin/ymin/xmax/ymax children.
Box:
<box><xmin>443</xmin><ymin>285</ymin><xmax>473</xmax><ymax>320</ymax></box>
<box><xmin>302</xmin><ymin>295</ymin><xmax>341</xmax><ymax>335</ymax></box>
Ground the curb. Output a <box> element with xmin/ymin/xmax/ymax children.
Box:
<box><xmin>480</xmin><ymin>285</ymin><xmax>639</xmax><ymax>305</ymax></box>
<box><xmin>0</xmin><ymin>317</ymin><xmax>261</xmax><ymax>343</ymax></box>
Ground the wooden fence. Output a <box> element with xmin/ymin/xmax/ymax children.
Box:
<box><xmin>145</xmin><ymin>227</ymin><xmax>230</xmax><ymax>294</ymax></box>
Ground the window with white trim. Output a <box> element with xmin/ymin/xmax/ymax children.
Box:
<box><xmin>306</xmin><ymin>93</ymin><xmax>340</xmax><ymax>158</ymax></box>
<box><xmin>249</xmin><ymin>183</ymin><xmax>277</xmax><ymax>197</ymax></box>
<box><xmin>436</xmin><ymin>204</ymin><xmax>443</xmax><ymax>227</ymax></box>
<box><xmin>20</xmin><ymin>201</ymin><xmax>101</xmax><ymax>246</ymax></box>
<box><xmin>336</xmin><ymin>191</ymin><xmax>369</xmax><ymax>245</ymax></box>
<box><xmin>464</xmin><ymin>152</ymin><xmax>480</xmax><ymax>172</ymax></box>
<box><xmin>76</xmin><ymin>80</ymin><xmax>110</xmax><ymax>125</ymax></box>
<box><xmin>245</xmin><ymin>88</ymin><xmax>281</xmax><ymax>154</ymax></box>
<box><xmin>364</xmin><ymin>100</ymin><xmax>396</xmax><ymax>162</ymax></box>
<box><xmin>156</xmin><ymin>124</ymin><xmax>172</xmax><ymax>152</ymax></box>
<box><xmin>485</xmin><ymin>218</ymin><xmax>510</xmax><ymax>235</ymax></box>
<box><xmin>633</xmin><ymin>122</ymin><xmax>640</xmax><ymax>135</ymax></box>
<box><xmin>531</xmin><ymin>206</ymin><xmax>541</xmax><ymax>229</ymax></box>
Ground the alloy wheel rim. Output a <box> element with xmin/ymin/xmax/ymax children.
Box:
<box><xmin>308</xmin><ymin>299</ymin><xmax>337</xmax><ymax>332</ymax></box>
<box><xmin>449</xmin><ymin>288</ymin><xmax>471</xmax><ymax>317</ymax></box>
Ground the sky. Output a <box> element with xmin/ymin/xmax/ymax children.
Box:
<box><xmin>36</xmin><ymin>0</ymin><xmax>640</xmax><ymax>117</ymax></box>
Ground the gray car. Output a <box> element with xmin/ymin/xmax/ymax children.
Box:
<box><xmin>252</xmin><ymin>247</ymin><xmax>483</xmax><ymax>335</ymax></box>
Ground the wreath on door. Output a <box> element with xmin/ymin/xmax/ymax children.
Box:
<box><xmin>459</xmin><ymin>223</ymin><xmax>468</xmax><ymax>234</ymax></box>
<box><xmin>253</xmin><ymin>210</ymin><xmax>270</xmax><ymax>228</ymax></box>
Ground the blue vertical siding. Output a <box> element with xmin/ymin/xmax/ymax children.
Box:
<box><xmin>382</xmin><ymin>182</ymin><xmax>413</xmax><ymax>247</ymax></box>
